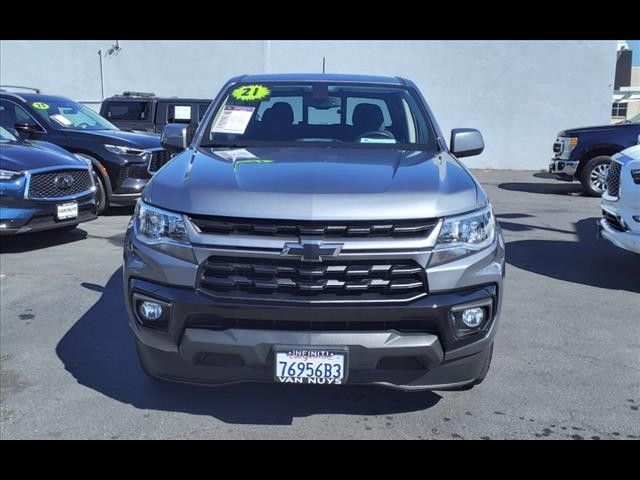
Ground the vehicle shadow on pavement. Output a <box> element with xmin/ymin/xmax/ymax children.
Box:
<box><xmin>498</xmin><ymin>182</ymin><xmax>584</xmax><ymax>196</ymax></box>
<box><xmin>0</xmin><ymin>228</ymin><xmax>89</xmax><ymax>253</ymax></box>
<box><xmin>104</xmin><ymin>206</ymin><xmax>135</xmax><ymax>217</ymax></box>
<box><xmin>505</xmin><ymin>218</ymin><xmax>640</xmax><ymax>293</ymax></box>
<box><xmin>498</xmin><ymin>174</ymin><xmax>585</xmax><ymax>196</ymax></box>
<box><xmin>56</xmin><ymin>268</ymin><xmax>442</xmax><ymax>425</ymax></box>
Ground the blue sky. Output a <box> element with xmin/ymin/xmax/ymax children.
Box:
<box><xmin>628</xmin><ymin>40</ymin><xmax>640</xmax><ymax>66</ymax></box>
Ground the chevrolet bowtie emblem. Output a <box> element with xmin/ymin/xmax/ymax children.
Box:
<box><xmin>281</xmin><ymin>240</ymin><xmax>343</xmax><ymax>262</ymax></box>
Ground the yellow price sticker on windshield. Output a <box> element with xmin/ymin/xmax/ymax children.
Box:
<box><xmin>32</xmin><ymin>102</ymin><xmax>50</xmax><ymax>110</ymax></box>
<box><xmin>231</xmin><ymin>84</ymin><xmax>271</xmax><ymax>102</ymax></box>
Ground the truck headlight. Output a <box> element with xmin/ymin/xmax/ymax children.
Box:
<box><xmin>557</xmin><ymin>136</ymin><xmax>578</xmax><ymax>159</ymax></box>
<box><xmin>104</xmin><ymin>144</ymin><xmax>148</xmax><ymax>156</ymax></box>
<box><xmin>133</xmin><ymin>200</ymin><xmax>194</xmax><ymax>262</ymax></box>
<box><xmin>0</xmin><ymin>169</ymin><xmax>22</xmax><ymax>181</ymax></box>
<box><xmin>430</xmin><ymin>205</ymin><xmax>496</xmax><ymax>266</ymax></box>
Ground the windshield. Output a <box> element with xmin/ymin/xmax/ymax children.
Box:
<box><xmin>0</xmin><ymin>126</ymin><xmax>18</xmax><ymax>143</ymax></box>
<box><xmin>199</xmin><ymin>83</ymin><xmax>436</xmax><ymax>150</ymax></box>
<box><xmin>628</xmin><ymin>112</ymin><xmax>640</xmax><ymax>124</ymax></box>
<box><xmin>31</xmin><ymin>99</ymin><xmax>118</xmax><ymax>131</ymax></box>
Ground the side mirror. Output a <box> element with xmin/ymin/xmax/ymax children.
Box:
<box><xmin>160</xmin><ymin>123</ymin><xmax>191</xmax><ymax>153</ymax></box>
<box><xmin>14</xmin><ymin>122</ymin><xmax>45</xmax><ymax>139</ymax></box>
<box><xmin>450</xmin><ymin>128</ymin><xmax>484</xmax><ymax>158</ymax></box>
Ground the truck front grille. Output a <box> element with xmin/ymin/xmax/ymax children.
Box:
<box><xmin>553</xmin><ymin>141</ymin><xmax>563</xmax><ymax>154</ymax></box>
<box><xmin>147</xmin><ymin>149</ymin><xmax>172</xmax><ymax>173</ymax></box>
<box><xmin>28</xmin><ymin>169</ymin><xmax>93</xmax><ymax>199</ymax></box>
<box><xmin>189</xmin><ymin>216</ymin><xmax>438</xmax><ymax>238</ymax></box>
<box><xmin>605</xmin><ymin>160</ymin><xmax>622</xmax><ymax>198</ymax></box>
<box><xmin>186</xmin><ymin>314</ymin><xmax>438</xmax><ymax>333</ymax></box>
<box><xmin>197</xmin><ymin>256</ymin><xmax>427</xmax><ymax>300</ymax></box>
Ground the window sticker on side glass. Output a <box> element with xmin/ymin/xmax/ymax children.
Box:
<box><xmin>174</xmin><ymin>105</ymin><xmax>191</xmax><ymax>121</ymax></box>
<box><xmin>50</xmin><ymin>114</ymin><xmax>73</xmax><ymax>126</ymax></box>
<box><xmin>211</xmin><ymin>105</ymin><xmax>255</xmax><ymax>135</ymax></box>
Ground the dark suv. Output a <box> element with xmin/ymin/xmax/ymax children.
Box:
<box><xmin>100</xmin><ymin>92</ymin><xmax>211</xmax><ymax>136</ymax></box>
<box><xmin>0</xmin><ymin>88</ymin><xmax>169</xmax><ymax>214</ymax></box>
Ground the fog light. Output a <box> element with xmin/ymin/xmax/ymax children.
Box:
<box><xmin>633</xmin><ymin>216</ymin><xmax>640</xmax><ymax>223</ymax></box>
<box><xmin>461</xmin><ymin>307</ymin><xmax>485</xmax><ymax>328</ymax></box>
<box><xmin>139</xmin><ymin>301</ymin><xmax>163</xmax><ymax>321</ymax></box>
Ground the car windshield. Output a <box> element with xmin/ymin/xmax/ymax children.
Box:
<box><xmin>0</xmin><ymin>126</ymin><xmax>18</xmax><ymax>142</ymax></box>
<box><xmin>30</xmin><ymin>99</ymin><xmax>118</xmax><ymax>131</ymax></box>
<box><xmin>199</xmin><ymin>82</ymin><xmax>437</xmax><ymax>150</ymax></box>
<box><xmin>628</xmin><ymin>112</ymin><xmax>640</xmax><ymax>123</ymax></box>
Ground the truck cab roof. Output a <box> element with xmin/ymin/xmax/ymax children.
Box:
<box><xmin>238</xmin><ymin>73</ymin><xmax>406</xmax><ymax>85</ymax></box>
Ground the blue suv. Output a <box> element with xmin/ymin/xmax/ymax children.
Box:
<box><xmin>0</xmin><ymin>126</ymin><xmax>97</xmax><ymax>234</ymax></box>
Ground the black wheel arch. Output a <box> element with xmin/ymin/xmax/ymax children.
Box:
<box><xmin>71</xmin><ymin>151</ymin><xmax>113</xmax><ymax>197</ymax></box>
<box><xmin>575</xmin><ymin>144</ymin><xmax>623</xmax><ymax>178</ymax></box>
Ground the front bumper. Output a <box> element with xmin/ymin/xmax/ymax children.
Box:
<box><xmin>597</xmin><ymin>217</ymin><xmax>640</xmax><ymax>255</ymax></box>
<box><xmin>127</xmin><ymin>276</ymin><xmax>500</xmax><ymax>391</ymax></box>
<box><xmin>549</xmin><ymin>159</ymin><xmax>578</xmax><ymax>180</ymax></box>
<box><xmin>110</xmin><ymin>192</ymin><xmax>143</xmax><ymax>206</ymax></box>
<box><xmin>0</xmin><ymin>193</ymin><xmax>97</xmax><ymax>235</ymax></box>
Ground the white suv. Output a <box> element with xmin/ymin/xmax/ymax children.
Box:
<box><xmin>598</xmin><ymin>145</ymin><xmax>640</xmax><ymax>254</ymax></box>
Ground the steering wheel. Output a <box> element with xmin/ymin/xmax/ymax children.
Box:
<box><xmin>77</xmin><ymin>122</ymin><xmax>91</xmax><ymax>129</ymax></box>
<box><xmin>357</xmin><ymin>130</ymin><xmax>395</xmax><ymax>141</ymax></box>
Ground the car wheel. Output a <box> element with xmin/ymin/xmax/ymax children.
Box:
<box><xmin>93</xmin><ymin>170</ymin><xmax>109</xmax><ymax>215</ymax></box>
<box><xmin>473</xmin><ymin>342</ymin><xmax>493</xmax><ymax>385</ymax></box>
<box><xmin>580</xmin><ymin>156</ymin><xmax>611</xmax><ymax>197</ymax></box>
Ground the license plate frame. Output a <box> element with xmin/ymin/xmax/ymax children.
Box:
<box><xmin>56</xmin><ymin>202</ymin><xmax>78</xmax><ymax>221</ymax></box>
<box><xmin>274</xmin><ymin>347</ymin><xmax>348</xmax><ymax>385</ymax></box>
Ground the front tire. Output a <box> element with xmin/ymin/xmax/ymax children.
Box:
<box><xmin>93</xmin><ymin>170</ymin><xmax>109</xmax><ymax>215</ymax></box>
<box><xmin>580</xmin><ymin>156</ymin><xmax>611</xmax><ymax>197</ymax></box>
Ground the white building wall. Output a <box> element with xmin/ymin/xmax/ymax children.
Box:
<box><xmin>1</xmin><ymin>40</ymin><xmax>617</xmax><ymax>169</ymax></box>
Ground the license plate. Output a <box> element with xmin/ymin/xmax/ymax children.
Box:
<box><xmin>56</xmin><ymin>202</ymin><xmax>78</xmax><ymax>220</ymax></box>
<box><xmin>275</xmin><ymin>348</ymin><xmax>347</xmax><ymax>385</ymax></box>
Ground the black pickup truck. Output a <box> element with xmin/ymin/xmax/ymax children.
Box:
<box><xmin>549</xmin><ymin>115</ymin><xmax>640</xmax><ymax>196</ymax></box>
<box><xmin>100</xmin><ymin>92</ymin><xmax>211</xmax><ymax>136</ymax></box>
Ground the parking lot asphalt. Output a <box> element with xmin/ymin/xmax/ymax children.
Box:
<box><xmin>1</xmin><ymin>169</ymin><xmax>638</xmax><ymax>440</ymax></box>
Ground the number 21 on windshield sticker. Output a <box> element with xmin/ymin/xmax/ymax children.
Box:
<box><xmin>231</xmin><ymin>84</ymin><xmax>271</xmax><ymax>102</ymax></box>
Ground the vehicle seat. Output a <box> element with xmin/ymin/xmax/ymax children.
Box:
<box><xmin>352</xmin><ymin>103</ymin><xmax>384</xmax><ymax>139</ymax></box>
<box><xmin>259</xmin><ymin>102</ymin><xmax>294</xmax><ymax>140</ymax></box>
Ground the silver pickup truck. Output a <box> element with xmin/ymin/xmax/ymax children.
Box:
<box><xmin>122</xmin><ymin>73</ymin><xmax>505</xmax><ymax>391</ymax></box>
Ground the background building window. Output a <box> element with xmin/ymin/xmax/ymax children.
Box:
<box><xmin>611</xmin><ymin>102</ymin><xmax>628</xmax><ymax>117</ymax></box>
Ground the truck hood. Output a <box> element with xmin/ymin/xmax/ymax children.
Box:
<box><xmin>63</xmin><ymin>129</ymin><xmax>161</xmax><ymax>149</ymax></box>
<box><xmin>561</xmin><ymin>123</ymin><xmax>638</xmax><ymax>136</ymax></box>
<box><xmin>144</xmin><ymin>146</ymin><xmax>480</xmax><ymax>221</ymax></box>
<box><xmin>0</xmin><ymin>141</ymin><xmax>85</xmax><ymax>171</ymax></box>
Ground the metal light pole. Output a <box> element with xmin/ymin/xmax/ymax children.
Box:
<box><xmin>98</xmin><ymin>49</ymin><xmax>105</xmax><ymax>100</ymax></box>
<box><xmin>97</xmin><ymin>42</ymin><xmax>120</xmax><ymax>101</ymax></box>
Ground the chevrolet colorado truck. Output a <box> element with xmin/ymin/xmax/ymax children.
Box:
<box><xmin>549</xmin><ymin>116</ymin><xmax>640</xmax><ymax>196</ymax></box>
<box><xmin>123</xmin><ymin>74</ymin><xmax>506</xmax><ymax>391</ymax></box>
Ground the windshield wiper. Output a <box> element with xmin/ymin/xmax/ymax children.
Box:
<box><xmin>200</xmin><ymin>142</ymin><xmax>248</xmax><ymax>148</ymax></box>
